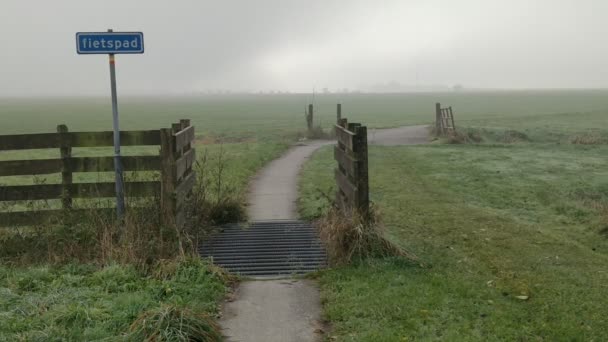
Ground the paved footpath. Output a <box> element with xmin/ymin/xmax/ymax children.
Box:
<box><xmin>219</xmin><ymin>125</ymin><xmax>429</xmax><ymax>342</ymax></box>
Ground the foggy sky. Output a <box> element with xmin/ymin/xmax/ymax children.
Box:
<box><xmin>1</xmin><ymin>0</ymin><xmax>607</xmax><ymax>96</ymax></box>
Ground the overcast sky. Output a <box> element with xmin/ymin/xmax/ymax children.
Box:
<box><xmin>1</xmin><ymin>0</ymin><xmax>607</xmax><ymax>96</ymax></box>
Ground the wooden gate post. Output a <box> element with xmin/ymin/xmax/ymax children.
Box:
<box><xmin>307</xmin><ymin>104</ymin><xmax>313</xmax><ymax>131</ymax></box>
<box><xmin>435</xmin><ymin>103</ymin><xmax>442</xmax><ymax>135</ymax></box>
<box><xmin>57</xmin><ymin>124</ymin><xmax>72</xmax><ymax>209</ymax></box>
<box><xmin>355</xmin><ymin>126</ymin><xmax>369</xmax><ymax>217</ymax></box>
<box><xmin>179</xmin><ymin>119</ymin><xmax>192</xmax><ymax>176</ymax></box>
<box><xmin>160</xmin><ymin>127</ymin><xmax>176</xmax><ymax>225</ymax></box>
<box><xmin>449</xmin><ymin>107</ymin><xmax>455</xmax><ymax>131</ymax></box>
<box><xmin>441</xmin><ymin>108</ymin><xmax>447</xmax><ymax>135</ymax></box>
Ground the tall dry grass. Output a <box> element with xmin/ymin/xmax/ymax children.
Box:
<box><xmin>316</xmin><ymin>205</ymin><xmax>420</xmax><ymax>265</ymax></box>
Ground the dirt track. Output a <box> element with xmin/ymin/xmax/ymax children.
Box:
<box><xmin>220</xmin><ymin>125</ymin><xmax>429</xmax><ymax>342</ymax></box>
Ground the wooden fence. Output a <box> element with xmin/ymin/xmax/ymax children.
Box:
<box><xmin>435</xmin><ymin>102</ymin><xmax>456</xmax><ymax>135</ymax></box>
<box><xmin>334</xmin><ymin>117</ymin><xmax>369</xmax><ymax>216</ymax></box>
<box><xmin>0</xmin><ymin>120</ymin><xmax>196</xmax><ymax>228</ymax></box>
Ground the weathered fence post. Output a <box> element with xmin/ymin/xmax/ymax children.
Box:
<box><xmin>159</xmin><ymin>121</ymin><xmax>196</xmax><ymax>228</ymax></box>
<box><xmin>449</xmin><ymin>107</ymin><xmax>456</xmax><ymax>131</ymax></box>
<box><xmin>337</xmin><ymin>103</ymin><xmax>342</xmax><ymax>123</ymax></box>
<box><xmin>354</xmin><ymin>126</ymin><xmax>369</xmax><ymax>217</ymax></box>
<box><xmin>334</xmin><ymin>118</ymin><xmax>370</xmax><ymax>217</ymax></box>
<box><xmin>179</xmin><ymin>119</ymin><xmax>192</xmax><ymax>175</ymax></box>
<box><xmin>435</xmin><ymin>102</ymin><xmax>442</xmax><ymax>135</ymax></box>
<box><xmin>57</xmin><ymin>124</ymin><xmax>72</xmax><ymax>209</ymax></box>
<box><xmin>306</xmin><ymin>104</ymin><xmax>313</xmax><ymax>131</ymax></box>
<box><xmin>160</xmin><ymin>127</ymin><xmax>176</xmax><ymax>225</ymax></box>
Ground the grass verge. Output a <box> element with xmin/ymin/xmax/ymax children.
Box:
<box><xmin>0</xmin><ymin>258</ymin><xmax>229</xmax><ymax>340</ymax></box>
<box><xmin>299</xmin><ymin>142</ymin><xmax>608</xmax><ymax>341</ymax></box>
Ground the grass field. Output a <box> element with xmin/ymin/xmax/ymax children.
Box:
<box><xmin>2</xmin><ymin>91</ymin><xmax>608</xmax><ymax>340</ymax></box>
<box><xmin>298</xmin><ymin>95</ymin><xmax>608</xmax><ymax>340</ymax></box>
<box><xmin>2</xmin><ymin>91</ymin><xmax>608</xmax><ymax>136</ymax></box>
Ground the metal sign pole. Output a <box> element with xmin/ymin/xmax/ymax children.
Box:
<box><xmin>76</xmin><ymin>29</ymin><xmax>143</xmax><ymax>221</ymax></box>
<box><xmin>108</xmin><ymin>28</ymin><xmax>126</xmax><ymax>220</ymax></box>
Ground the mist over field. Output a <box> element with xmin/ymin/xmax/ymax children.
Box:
<box><xmin>1</xmin><ymin>0</ymin><xmax>608</xmax><ymax>96</ymax></box>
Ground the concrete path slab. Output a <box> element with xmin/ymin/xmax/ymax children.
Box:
<box><xmin>247</xmin><ymin>140</ymin><xmax>332</xmax><ymax>221</ymax></box>
<box><xmin>220</xmin><ymin>279</ymin><xmax>324</xmax><ymax>342</ymax></box>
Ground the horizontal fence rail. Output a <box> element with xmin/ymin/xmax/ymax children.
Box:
<box><xmin>0</xmin><ymin>121</ymin><xmax>196</xmax><ymax>228</ymax></box>
<box><xmin>0</xmin><ymin>130</ymin><xmax>161</xmax><ymax>151</ymax></box>
<box><xmin>0</xmin><ymin>155</ymin><xmax>160</xmax><ymax>176</ymax></box>
<box><xmin>0</xmin><ymin>181</ymin><xmax>159</xmax><ymax>202</ymax></box>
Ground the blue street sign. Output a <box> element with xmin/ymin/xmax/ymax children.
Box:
<box><xmin>76</xmin><ymin>32</ymin><xmax>144</xmax><ymax>54</ymax></box>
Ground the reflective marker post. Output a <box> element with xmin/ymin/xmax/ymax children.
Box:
<box><xmin>76</xmin><ymin>29</ymin><xmax>144</xmax><ymax>221</ymax></box>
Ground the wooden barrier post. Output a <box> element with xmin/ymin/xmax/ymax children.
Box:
<box><xmin>435</xmin><ymin>103</ymin><xmax>442</xmax><ymax>135</ymax></box>
<box><xmin>159</xmin><ymin>120</ymin><xmax>196</xmax><ymax>228</ymax></box>
<box><xmin>334</xmin><ymin>119</ymin><xmax>369</xmax><ymax>217</ymax></box>
<box><xmin>179</xmin><ymin>119</ymin><xmax>192</xmax><ymax>177</ymax></box>
<box><xmin>355</xmin><ymin>126</ymin><xmax>369</xmax><ymax>217</ymax></box>
<box><xmin>449</xmin><ymin>107</ymin><xmax>456</xmax><ymax>130</ymax></box>
<box><xmin>160</xmin><ymin>127</ymin><xmax>177</xmax><ymax>225</ymax></box>
<box><xmin>57</xmin><ymin>124</ymin><xmax>72</xmax><ymax>209</ymax></box>
<box><xmin>307</xmin><ymin>104</ymin><xmax>313</xmax><ymax>131</ymax></box>
<box><xmin>175</xmin><ymin>121</ymin><xmax>196</xmax><ymax>228</ymax></box>
<box><xmin>337</xmin><ymin>103</ymin><xmax>342</xmax><ymax>123</ymax></box>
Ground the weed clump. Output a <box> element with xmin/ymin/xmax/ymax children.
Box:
<box><xmin>446</xmin><ymin>130</ymin><xmax>483</xmax><ymax>144</ymax></box>
<box><xmin>306</xmin><ymin>125</ymin><xmax>333</xmax><ymax>140</ymax></box>
<box><xmin>185</xmin><ymin>145</ymin><xmax>246</xmax><ymax>233</ymax></box>
<box><xmin>316</xmin><ymin>206</ymin><xmax>419</xmax><ymax>265</ymax></box>
<box><xmin>129</xmin><ymin>305</ymin><xmax>222</xmax><ymax>342</ymax></box>
<box><xmin>569</xmin><ymin>131</ymin><xmax>608</xmax><ymax>145</ymax></box>
<box><xmin>445</xmin><ymin>128</ymin><xmax>530</xmax><ymax>144</ymax></box>
<box><xmin>501</xmin><ymin>130</ymin><xmax>530</xmax><ymax>143</ymax></box>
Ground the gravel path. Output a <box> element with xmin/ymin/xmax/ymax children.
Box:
<box><xmin>220</xmin><ymin>125</ymin><xmax>429</xmax><ymax>342</ymax></box>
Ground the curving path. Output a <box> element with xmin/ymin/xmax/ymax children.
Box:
<box><xmin>247</xmin><ymin>125</ymin><xmax>429</xmax><ymax>221</ymax></box>
<box><xmin>220</xmin><ymin>125</ymin><xmax>429</xmax><ymax>342</ymax></box>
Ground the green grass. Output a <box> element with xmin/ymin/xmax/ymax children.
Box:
<box><xmin>3</xmin><ymin>91</ymin><xmax>608</xmax><ymax>136</ymax></box>
<box><xmin>3</xmin><ymin>91</ymin><xmax>608</xmax><ymax>340</ymax></box>
<box><xmin>0</xmin><ymin>258</ymin><xmax>228</xmax><ymax>340</ymax></box>
<box><xmin>3</xmin><ymin>91</ymin><xmax>607</xmax><ymax>203</ymax></box>
<box><xmin>299</xmin><ymin>115</ymin><xmax>608</xmax><ymax>340</ymax></box>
